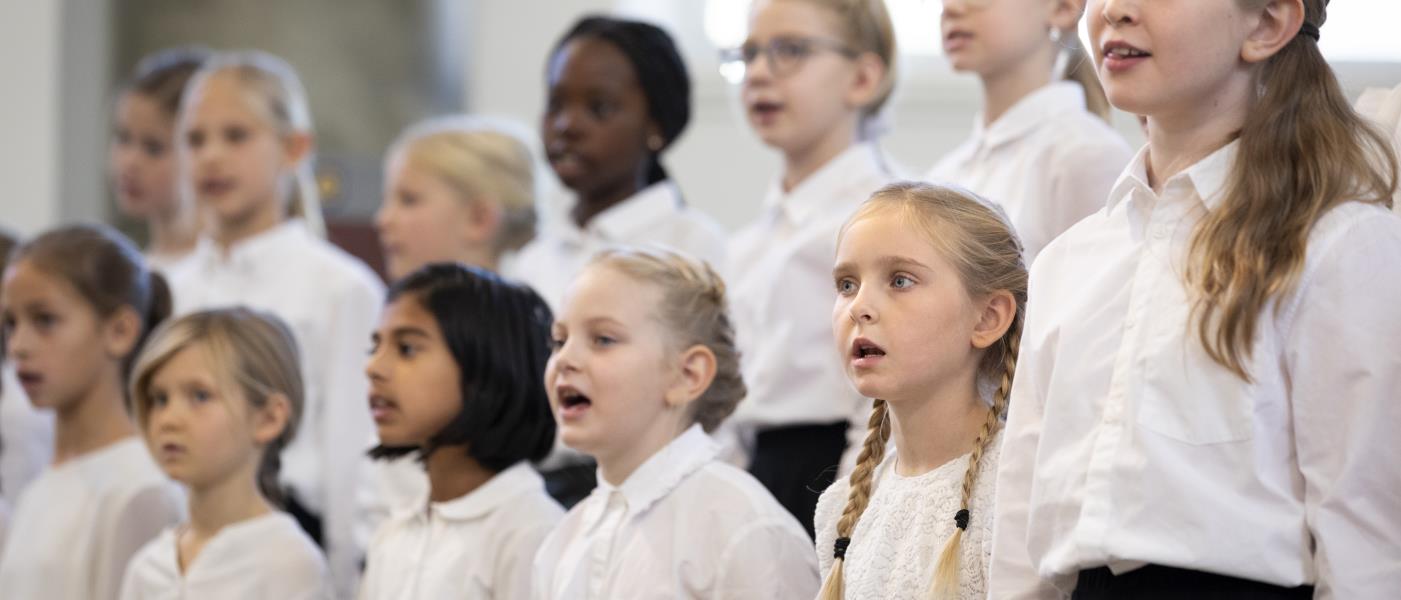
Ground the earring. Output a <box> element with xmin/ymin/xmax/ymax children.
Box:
<box><xmin>647</xmin><ymin>135</ymin><xmax>664</xmax><ymax>152</ymax></box>
<box><xmin>1049</xmin><ymin>27</ymin><xmax>1063</xmax><ymax>44</ymax></box>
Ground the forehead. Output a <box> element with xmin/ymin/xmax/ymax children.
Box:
<box><xmin>116</xmin><ymin>92</ymin><xmax>172</xmax><ymax>128</ymax></box>
<box><xmin>558</xmin><ymin>264</ymin><xmax>662</xmax><ymax>326</ymax></box>
<box><xmin>184</xmin><ymin>72</ymin><xmax>266</xmax><ymax>123</ymax></box>
<box><xmin>1</xmin><ymin>260</ymin><xmax>86</xmax><ymax>310</ymax></box>
<box><xmin>149</xmin><ymin>342</ymin><xmax>220</xmax><ymax>384</ymax></box>
<box><xmin>836</xmin><ymin>209</ymin><xmax>948</xmax><ymax>267</ymax></box>
<box><xmin>748</xmin><ymin>0</ymin><xmax>844</xmax><ymax>40</ymax></box>
<box><xmin>548</xmin><ymin>37</ymin><xmax>641</xmax><ymax>93</ymax></box>
<box><xmin>378</xmin><ymin>295</ymin><xmax>444</xmax><ymax>338</ymax></box>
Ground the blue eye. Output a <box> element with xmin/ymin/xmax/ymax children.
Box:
<box><xmin>892</xmin><ymin>275</ymin><xmax>914</xmax><ymax>289</ymax></box>
<box><xmin>550</xmin><ymin>336</ymin><xmax>566</xmax><ymax>352</ymax></box>
<box><xmin>151</xmin><ymin>393</ymin><xmax>169</xmax><ymax>408</ymax></box>
<box><xmin>836</xmin><ymin>278</ymin><xmax>858</xmax><ymax>295</ymax></box>
<box><xmin>593</xmin><ymin>336</ymin><xmax>616</xmax><ymax>347</ymax></box>
<box><xmin>191</xmin><ymin>389</ymin><xmax>213</xmax><ymax>403</ymax></box>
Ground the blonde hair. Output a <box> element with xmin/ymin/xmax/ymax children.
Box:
<box><xmin>388</xmin><ymin>116</ymin><xmax>540</xmax><ymax>254</ymax></box>
<box><xmin>184</xmin><ymin>50</ymin><xmax>325</xmax><ymax>237</ymax></box>
<box><xmin>588</xmin><ymin>247</ymin><xmax>745</xmax><ymax>432</ymax></box>
<box><xmin>819</xmin><ymin>182</ymin><xmax>1027</xmax><ymax>599</ymax></box>
<box><xmin>130</xmin><ymin>307</ymin><xmax>304</xmax><ymax>504</ymax></box>
<box><xmin>789</xmin><ymin>0</ymin><xmax>898</xmax><ymax>122</ymax></box>
<box><xmin>1190</xmin><ymin>0</ymin><xmax>1398</xmax><ymax>380</ymax></box>
<box><xmin>1056</xmin><ymin>25</ymin><xmax>1111</xmax><ymax>121</ymax></box>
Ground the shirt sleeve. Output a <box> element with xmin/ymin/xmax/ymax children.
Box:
<box><xmin>319</xmin><ymin>273</ymin><xmax>385</xmax><ymax>596</ymax></box>
<box><xmin>1285</xmin><ymin>211</ymin><xmax>1401</xmax><ymax>599</ymax></box>
<box><xmin>97</xmin><ymin>487</ymin><xmax>181</xmax><ymax>600</ymax></box>
<box><xmin>1040</xmin><ymin>137</ymin><xmax>1131</xmax><ymax>259</ymax></box>
<box><xmin>987</xmin><ymin>266</ymin><xmax>1070</xmax><ymax>600</ymax></box>
<box><xmin>716</xmin><ymin>519</ymin><xmax>821</xmax><ymax>600</ymax></box>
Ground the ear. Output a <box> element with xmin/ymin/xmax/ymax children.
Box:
<box><xmin>663</xmin><ymin>344</ymin><xmax>717</xmax><ymax>409</ymax></box>
<box><xmin>102</xmin><ymin>305</ymin><xmax>143</xmax><ymax>359</ymax></box>
<box><xmin>844</xmin><ymin>52</ymin><xmax>888</xmax><ymax>111</ymax></box>
<box><xmin>1241</xmin><ymin>0</ymin><xmax>1305</xmax><ymax>64</ymax></box>
<box><xmin>970</xmin><ymin>290</ymin><xmax>1016</xmax><ymax>350</ymax></box>
<box><xmin>461</xmin><ymin>196</ymin><xmax>504</xmax><ymax>245</ymax></box>
<box><xmin>1047</xmin><ymin>0</ymin><xmax>1083</xmax><ymax>33</ymax></box>
<box><xmin>250</xmin><ymin>392</ymin><xmax>292</xmax><ymax>446</ymax></box>
<box><xmin>281</xmin><ymin>131</ymin><xmax>315</xmax><ymax>170</ymax></box>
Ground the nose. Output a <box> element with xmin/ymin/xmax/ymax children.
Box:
<box><xmin>1099</xmin><ymin>0</ymin><xmax>1137</xmax><ymax>27</ymax></box>
<box><xmin>941</xmin><ymin>0</ymin><xmax>968</xmax><ymax>18</ymax></box>
<box><xmin>5</xmin><ymin>321</ymin><xmax>33</xmax><ymax>362</ymax></box>
<box><xmin>742</xmin><ymin>50</ymin><xmax>773</xmax><ymax>87</ymax></box>
<box><xmin>848</xmin><ymin>288</ymin><xmax>879</xmax><ymax>325</ymax></box>
<box><xmin>149</xmin><ymin>399</ymin><xmax>185</xmax><ymax>433</ymax></box>
<box><xmin>373</xmin><ymin>199</ymin><xmax>392</xmax><ymax>235</ymax></box>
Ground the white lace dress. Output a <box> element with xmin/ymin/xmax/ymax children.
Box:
<box><xmin>814</xmin><ymin>431</ymin><xmax>1002</xmax><ymax>600</ymax></box>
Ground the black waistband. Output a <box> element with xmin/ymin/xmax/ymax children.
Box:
<box><xmin>1073</xmin><ymin>565</ymin><xmax>1314</xmax><ymax>600</ymax></box>
<box><xmin>754</xmin><ymin>421</ymin><xmax>848</xmax><ymax>445</ymax></box>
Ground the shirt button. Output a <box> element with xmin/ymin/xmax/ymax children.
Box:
<box><xmin>1152</xmin><ymin>226</ymin><xmax>1169</xmax><ymax>240</ymax></box>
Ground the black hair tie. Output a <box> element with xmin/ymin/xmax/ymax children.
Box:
<box><xmin>833</xmin><ymin>537</ymin><xmax>851</xmax><ymax>560</ymax></box>
<box><xmin>1298</xmin><ymin>22</ymin><xmax>1321</xmax><ymax>42</ymax></box>
<box><xmin>954</xmin><ymin>509</ymin><xmax>970</xmax><ymax>531</ymax></box>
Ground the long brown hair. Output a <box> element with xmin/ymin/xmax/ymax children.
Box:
<box><xmin>818</xmin><ymin>182</ymin><xmax>1027</xmax><ymax>599</ymax></box>
<box><xmin>1191</xmin><ymin>0</ymin><xmax>1398</xmax><ymax>379</ymax></box>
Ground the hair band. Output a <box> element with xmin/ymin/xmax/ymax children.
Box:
<box><xmin>1298</xmin><ymin>22</ymin><xmax>1321</xmax><ymax>42</ymax></box>
<box><xmin>954</xmin><ymin>509</ymin><xmax>970</xmax><ymax>531</ymax></box>
<box><xmin>833</xmin><ymin>537</ymin><xmax>851</xmax><ymax>560</ymax></box>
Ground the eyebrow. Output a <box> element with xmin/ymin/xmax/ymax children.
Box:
<box><xmin>832</xmin><ymin>255</ymin><xmax>932</xmax><ymax>277</ymax></box>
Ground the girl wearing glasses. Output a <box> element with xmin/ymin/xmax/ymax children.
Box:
<box><xmin>929</xmin><ymin>0</ymin><xmax>1132</xmax><ymax>264</ymax></box>
<box><xmin>722</xmin><ymin>0</ymin><xmax>899</xmax><ymax>538</ymax></box>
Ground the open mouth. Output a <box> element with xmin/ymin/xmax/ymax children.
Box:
<box><xmin>198</xmin><ymin>178</ymin><xmax>235</xmax><ymax>196</ymax></box>
<box><xmin>749</xmin><ymin>100</ymin><xmax>783</xmax><ymax>120</ymax></box>
<box><xmin>16</xmin><ymin>369</ymin><xmax>43</xmax><ymax>390</ymax></box>
<box><xmin>368</xmin><ymin>394</ymin><xmax>398</xmax><ymax>422</ymax></box>
<box><xmin>556</xmin><ymin>384</ymin><xmax>592</xmax><ymax>420</ymax></box>
<box><xmin>851</xmin><ymin>338</ymin><xmax>887</xmax><ymax>363</ymax></box>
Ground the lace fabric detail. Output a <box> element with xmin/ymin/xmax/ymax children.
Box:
<box><xmin>815</xmin><ymin>431</ymin><xmax>1002</xmax><ymax>600</ymax></box>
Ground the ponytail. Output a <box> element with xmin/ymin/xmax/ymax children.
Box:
<box><xmin>1058</xmin><ymin>28</ymin><xmax>1112</xmax><ymax>122</ymax></box>
<box><xmin>1189</xmin><ymin>0</ymin><xmax>1399</xmax><ymax>379</ymax></box>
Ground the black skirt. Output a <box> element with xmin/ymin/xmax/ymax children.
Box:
<box><xmin>747</xmin><ymin>420</ymin><xmax>849</xmax><ymax>540</ymax></box>
<box><xmin>1072</xmin><ymin>565</ymin><xmax>1315</xmax><ymax>599</ymax></box>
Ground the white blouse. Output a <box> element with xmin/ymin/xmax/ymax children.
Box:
<box><xmin>814</xmin><ymin>431</ymin><xmax>1001</xmax><ymax>600</ymax></box>
<box><xmin>727</xmin><ymin>143</ymin><xmax>893</xmax><ymax>466</ymax></box>
<box><xmin>928</xmin><ymin>82</ymin><xmax>1132</xmax><ymax>264</ymax></box>
<box><xmin>532</xmin><ymin>425</ymin><xmax>819</xmax><ymax>600</ymax></box>
<box><xmin>0</xmin><ymin>437</ymin><xmax>184</xmax><ymax>600</ymax></box>
<box><xmin>0</xmin><ymin>366</ymin><xmax>53</xmax><ymax>507</ymax></box>
<box><xmin>119</xmin><ymin>512</ymin><xmax>330</xmax><ymax>600</ymax></box>
<box><xmin>358</xmin><ymin>462</ymin><xmax>562</xmax><ymax>600</ymax></box>
<box><xmin>509</xmin><ymin>179</ymin><xmax>728</xmax><ymax>313</ymax></box>
<box><xmin>166</xmin><ymin>219</ymin><xmax>385</xmax><ymax>593</ymax></box>
<box><xmin>990</xmin><ymin>143</ymin><xmax>1401</xmax><ymax>599</ymax></box>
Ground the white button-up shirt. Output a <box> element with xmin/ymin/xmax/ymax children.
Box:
<box><xmin>509</xmin><ymin>180</ymin><xmax>727</xmax><ymax>313</ymax></box>
<box><xmin>0</xmin><ymin>438</ymin><xmax>184</xmax><ymax>600</ymax></box>
<box><xmin>119</xmin><ymin>512</ymin><xmax>330</xmax><ymax>600</ymax></box>
<box><xmin>990</xmin><ymin>142</ymin><xmax>1401</xmax><ymax>599</ymax></box>
<box><xmin>532</xmin><ymin>425</ymin><xmax>819</xmax><ymax>599</ymax></box>
<box><xmin>928</xmin><ymin>82</ymin><xmax>1132</xmax><ymax>264</ymax></box>
<box><xmin>727</xmin><ymin>143</ymin><xmax>893</xmax><ymax>463</ymax></box>
<box><xmin>0</xmin><ymin>366</ymin><xmax>52</xmax><ymax>508</ymax></box>
<box><xmin>166</xmin><ymin>219</ymin><xmax>385</xmax><ymax>593</ymax></box>
<box><xmin>358</xmin><ymin>463</ymin><xmax>562</xmax><ymax>600</ymax></box>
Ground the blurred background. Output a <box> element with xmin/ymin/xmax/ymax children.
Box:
<box><xmin>3</xmin><ymin>0</ymin><xmax>1399</xmax><ymax>275</ymax></box>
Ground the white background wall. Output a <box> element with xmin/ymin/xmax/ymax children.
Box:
<box><xmin>2</xmin><ymin>0</ymin><xmax>1398</xmax><ymax>237</ymax></box>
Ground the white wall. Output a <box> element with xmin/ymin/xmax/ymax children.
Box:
<box><xmin>0</xmin><ymin>2</ymin><xmax>63</xmax><ymax>236</ymax></box>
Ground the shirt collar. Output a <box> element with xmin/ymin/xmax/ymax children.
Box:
<box><xmin>405</xmin><ymin>462</ymin><xmax>548</xmax><ymax>523</ymax></box>
<box><xmin>973</xmin><ymin>82</ymin><xmax>1087</xmax><ymax>150</ymax></box>
<box><xmin>585</xmin><ymin>424</ymin><xmax>716</xmax><ymax>525</ymax></box>
<box><xmin>1106</xmin><ymin>141</ymin><xmax>1239</xmax><ymax>214</ymax></box>
<box><xmin>764</xmin><ymin>142</ymin><xmax>888</xmax><ymax>225</ymax></box>
<box><xmin>190</xmin><ymin>219</ymin><xmax>310</xmax><ymax>272</ymax></box>
<box><xmin>549</xmin><ymin>180</ymin><xmax>683</xmax><ymax>247</ymax></box>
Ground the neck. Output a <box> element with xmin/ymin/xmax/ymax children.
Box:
<box><xmin>53</xmin><ymin>371</ymin><xmax>136</xmax><ymax>465</ymax></box>
<box><xmin>147</xmin><ymin>202</ymin><xmax>200</xmax><ymax>258</ymax></box>
<box><xmin>458</xmin><ymin>245</ymin><xmax>500</xmax><ymax>274</ymax></box>
<box><xmin>185</xmin><ymin>462</ymin><xmax>271</xmax><ymax>540</ymax></box>
<box><xmin>979</xmin><ymin>42</ymin><xmax>1056</xmax><ymax>127</ymax></box>
<box><xmin>1144</xmin><ymin>75</ymin><xmax>1252</xmax><ymax>193</ymax></box>
<box><xmin>571</xmin><ymin>168</ymin><xmax>650</xmax><ymax>228</ymax></box>
<box><xmin>597</xmin><ymin>414</ymin><xmax>689</xmax><ymax>487</ymax></box>
<box><xmin>424</xmin><ymin>444</ymin><xmax>496</xmax><ymax>503</ymax></box>
<box><xmin>213</xmin><ymin>199</ymin><xmax>282</xmax><ymax>252</ymax></box>
<box><xmin>884</xmin><ymin>370</ymin><xmax>989</xmax><ymax>476</ymax></box>
<box><xmin>781</xmin><ymin>115</ymin><xmax>861</xmax><ymax>192</ymax></box>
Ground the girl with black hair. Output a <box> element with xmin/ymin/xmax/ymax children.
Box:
<box><xmin>511</xmin><ymin>15</ymin><xmax>727</xmax><ymax>313</ymax></box>
<box><xmin>358</xmin><ymin>263</ymin><xmax>562</xmax><ymax>600</ymax></box>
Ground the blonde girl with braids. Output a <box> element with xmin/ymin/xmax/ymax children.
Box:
<box><xmin>533</xmin><ymin>248</ymin><xmax>818</xmax><ymax>599</ymax></box>
<box><xmin>991</xmin><ymin>0</ymin><xmax>1401</xmax><ymax>597</ymax></box>
<box><xmin>120</xmin><ymin>308</ymin><xmax>329</xmax><ymax>599</ymax></box>
<box><xmin>165</xmin><ymin>50</ymin><xmax>385</xmax><ymax>595</ymax></box>
<box><xmin>929</xmin><ymin>0</ymin><xmax>1132</xmax><ymax>264</ymax></box>
<box><xmin>814</xmin><ymin>182</ymin><xmax>1025</xmax><ymax>600</ymax></box>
